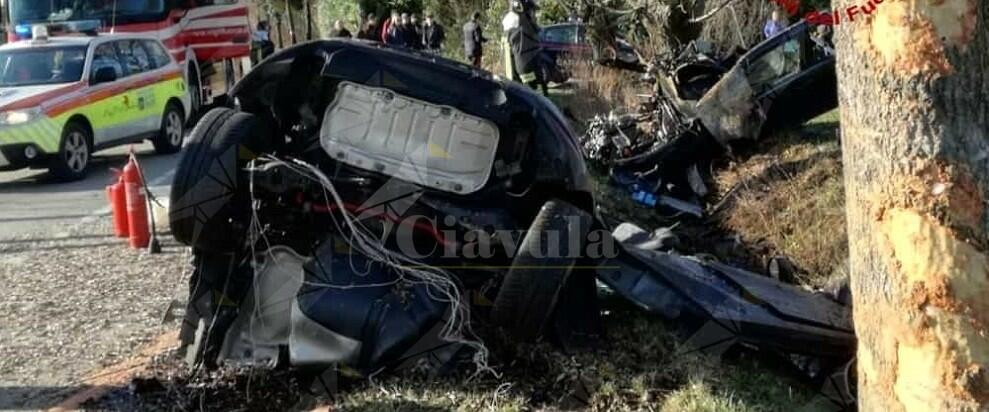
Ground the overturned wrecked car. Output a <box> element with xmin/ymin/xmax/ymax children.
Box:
<box><xmin>169</xmin><ymin>39</ymin><xmax>853</xmax><ymax>403</ymax></box>
<box><xmin>583</xmin><ymin>21</ymin><xmax>837</xmax><ymax>213</ymax></box>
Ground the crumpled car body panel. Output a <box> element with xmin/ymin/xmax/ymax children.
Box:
<box><xmin>694</xmin><ymin>65</ymin><xmax>763</xmax><ymax>144</ymax></box>
<box><xmin>597</xmin><ymin>244</ymin><xmax>855</xmax><ymax>359</ymax></box>
<box><xmin>663</xmin><ymin>20</ymin><xmax>837</xmax><ymax>143</ymax></box>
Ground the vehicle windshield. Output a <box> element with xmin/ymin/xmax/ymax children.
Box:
<box><xmin>0</xmin><ymin>46</ymin><xmax>87</xmax><ymax>87</ymax></box>
<box><xmin>10</xmin><ymin>0</ymin><xmax>166</xmax><ymax>25</ymax></box>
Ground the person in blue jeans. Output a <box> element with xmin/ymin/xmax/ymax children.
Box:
<box><xmin>763</xmin><ymin>10</ymin><xmax>788</xmax><ymax>39</ymax></box>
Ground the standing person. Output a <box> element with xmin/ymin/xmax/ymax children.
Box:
<box><xmin>399</xmin><ymin>13</ymin><xmax>413</xmax><ymax>47</ymax></box>
<box><xmin>422</xmin><ymin>13</ymin><xmax>445</xmax><ymax>53</ymax></box>
<box><xmin>357</xmin><ymin>13</ymin><xmax>379</xmax><ymax>41</ymax></box>
<box><xmin>501</xmin><ymin>2</ymin><xmax>521</xmax><ymax>80</ymax></box>
<box><xmin>462</xmin><ymin>12</ymin><xmax>487</xmax><ymax>67</ymax></box>
<box><xmin>505</xmin><ymin>0</ymin><xmax>548</xmax><ymax>94</ymax></box>
<box><xmin>329</xmin><ymin>20</ymin><xmax>352</xmax><ymax>38</ymax></box>
<box><xmin>409</xmin><ymin>14</ymin><xmax>424</xmax><ymax>49</ymax></box>
<box><xmin>251</xmin><ymin>21</ymin><xmax>275</xmax><ymax>64</ymax></box>
<box><xmin>763</xmin><ymin>10</ymin><xmax>787</xmax><ymax>39</ymax></box>
<box><xmin>383</xmin><ymin>11</ymin><xmax>403</xmax><ymax>45</ymax></box>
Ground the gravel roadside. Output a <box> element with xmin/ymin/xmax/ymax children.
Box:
<box><xmin>0</xmin><ymin>218</ymin><xmax>190</xmax><ymax>410</ymax></box>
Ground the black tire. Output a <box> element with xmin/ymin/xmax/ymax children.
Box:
<box><xmin>49</xmin><ymin>121</ymin><xmax>92</xmax><ymax>181</ymax></box>
<box><xmin>169</xmin><ymin>109</ymin><xmax>271</xmax><ymax>253</ymax></box>
<box><xmin>152</xmin><ymin>101</ymin><xmax>185</xmax><ymax>154</ymax></box>
<box><xmin>187</xmin><ymin>65</ymin><xmax>202</xmax><ymax>120</ymax></box>
<box><xmin>491</xmin><ymin>199</ymin><xmax>593</xmax><ymax>341</ymax></box>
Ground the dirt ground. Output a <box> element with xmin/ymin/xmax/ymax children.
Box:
<box><xmin>3</xmin><ymin>70</ymin><xmax>848</xmax><ymax>411</ymax></box>
<box><xmin>0</xmin><ymin>220</ymin><xmax>190</xmax><ymax>410</ymax></box>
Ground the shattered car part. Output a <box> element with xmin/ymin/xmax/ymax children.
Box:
<box><xmin>597</xmin><ymin>236</ymin><xmax>855</xmax><ymax>359</ymax></box>
<box><xmin>583</xmin><ymin>20</ymin><xmax>836</xmax><ymax>214</ymax></box>
<box><xmin>169</xmin><ymin>39</ymin><xmax>854</xmax><ymax>389</ymax></box>
<box><xmin>171</xmin><ymin>39</ymin><xmax>597</xmax><ymax>374</ymax></box>
<box><xmin>662</xmin><ymin>20</ymin><xmax>837</xmax><ymax>143</ymax></box>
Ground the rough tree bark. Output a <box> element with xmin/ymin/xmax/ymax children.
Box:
<box><xmin>835</xmin><ymin>0</ymin><xmax>988</xmax><ymax>410</ymax></box>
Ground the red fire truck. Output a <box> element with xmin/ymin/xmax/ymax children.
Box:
<box><xmin>5</xmin><ymin>0</ymin><xmax>254</xmax><ymax>113</ymax></box>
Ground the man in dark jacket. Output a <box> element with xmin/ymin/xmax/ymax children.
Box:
<box><xmin>422</xmin><ymin>13</ymin><xmax>445</xmax><ymax>53</ymax></box>
<box><xmin>329</xmin><ymin>20</ymin><xmax>352</xmax><ymax>38</ymax></box>
<box><xmin>462</xmin><ymin>12</ymin><xmax>487</xmax><ymax>67</ymax></box>
<box><xmin>409</xmin><ymin>14</ymin><xmax>424</xmax><ymax>49</ymax></box>
<box><xmin>398</xmin><ymin>13</ymin><xmax>415</xmax><ymax>48</ymax></box>
<box><xmin>357</xmin><ymin>13</ymin><xmax>379</xmax><ymax>41</ymax></box>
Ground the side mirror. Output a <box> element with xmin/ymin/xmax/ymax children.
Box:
<box><xmin>92</xmin><ymin>66</ymin><xmax>118</xmax><ymax>85</ymax></box>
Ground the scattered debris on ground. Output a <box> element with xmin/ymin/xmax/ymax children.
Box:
<box><xmin>30</xmin><ymin>26</ymin><xmax>853</xmax><ymax>410</ymax></box>
<box><xmin>131</xmin><ymin>38</ymin><xmax>855</xmax><ymax>411</ymax></box>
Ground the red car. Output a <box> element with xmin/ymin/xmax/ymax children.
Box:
<box><xmin>539</xmin><ymin>22</ymin><xmax>640</xmax><ymax>68</ymax></box>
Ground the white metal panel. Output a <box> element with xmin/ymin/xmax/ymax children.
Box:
<box><xmin>320</xmin><ymin>82</ymin><xmax>500</xmax><ymax>194</ymax></box>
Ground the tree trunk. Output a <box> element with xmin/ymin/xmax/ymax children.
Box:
<box><xmin>835</xmin><ymin>0</ymin><xmax>988</xmax><ymax>410</ymax></box>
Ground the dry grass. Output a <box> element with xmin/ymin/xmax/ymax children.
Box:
<box><xmin>551</xmin><ymin>63</ymin><xmax>650</xmax><ymax>127</ymax></box>
<box><xmin>713</xmin><ymin>111</ymin><xmax>847</xmax><ymax>286</ymax></box>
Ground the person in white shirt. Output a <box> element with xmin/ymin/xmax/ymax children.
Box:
<box><xmin>502</xmin><ymin>1</ymin><xmax>521</xmax><ymax>80</ymax></box>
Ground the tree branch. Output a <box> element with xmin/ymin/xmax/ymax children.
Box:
<box><xmin>688</xmin><ymin>0</ymin><xmax>738</xmax><ymax>23</ymax></box>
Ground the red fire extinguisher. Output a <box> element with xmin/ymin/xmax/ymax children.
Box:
<box><xmin>123</xmin><ymin>155</ymin><xmax>150</xmax><ymax>249</ymax></box>
<box><xmin>106</xmin><ymin>169</ymin><xmax>129</xmax><ymax>238</ymax></box>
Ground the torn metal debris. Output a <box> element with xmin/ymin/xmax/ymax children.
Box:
<box><xmin>582</xmin><ymin>20</ymin><xmax>837</xmax><ymax>216</ymax></box>
<box><xmin>168</xmin><ymin>38</ymin><xmax>852</xmax><ymax>391</ymax></box>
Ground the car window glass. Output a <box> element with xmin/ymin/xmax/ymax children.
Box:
<box><xmin>745</xmin><ymin>38</ymin><xmax>802</xmax><ymax>92</ymax></box>
<box><xmin>117</xmin><ymin>40</ymin><xmax>152</xmax><ymax>75</ymax></box>
<box><xmin>90</xmin><ymin>43</ymin><xmax>124</xmax><ymax>82</ymax></box>
<box><xmin>143</xmin><ymin>40</ymin><xmax>171</xmax><ymax>68</ymax></box>
<box><xmin>541</xmin><ymin>26</ymin><xmax>576</xmax><ymax>43</ymax></box>
<box><xmin>0</xmin><ymin>46</ymin><xmax>87</xmax><ymax>86</ymax></box>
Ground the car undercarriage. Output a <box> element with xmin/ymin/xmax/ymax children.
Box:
<box><xmin>168</xmin><ymin>39</ymin><xmax>853</xmax><ymax>405</ymax></box>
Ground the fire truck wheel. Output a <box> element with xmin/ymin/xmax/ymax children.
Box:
<box><xmin>491</xmin><ymin>199</ymin><xmax>593</xmax><ymax>341</ymax></box>
<box><xmin>187</xmin><ymin>65</ymin><xmax>202</xmax><ymax>118</ymax></box>
<box><xmin>169</xmin><ymin>109</ymin><xmax>270</xmax><ymax>253</ymax></box>
<box><xmin>49</xmin><ymin>121</ymin><xmax>92</xmax><ymax>182</ymax></box>
<box><xmin>152</xmin><ymin>101</ymin><xmax>185</xmax><ymax>154</ymax></box>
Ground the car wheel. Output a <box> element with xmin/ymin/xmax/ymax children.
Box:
<box><xmin>491</xmin><ymin>199</ymin><xmax>593</xmax><ymax>341</ymax></box>
<box><xmin>49</xmin><ymin>122</ymin><xmax>92</xmax><ymax>181</ymax></box>
<box><xmin>169</xmin><ymin>109</ymin><xmax>271</xmax><ymax>253</ymax></box>
<box><xmin>152</xmin><ymin>102</ymin><xmax>185</xmax><ymax>154</ymax></box>
<box><xmin>187</xmin><ymin>65</ymin><xmax>202</xmax><ymax>118</ymax></box>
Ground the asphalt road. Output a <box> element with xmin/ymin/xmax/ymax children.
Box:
<box><xmin>0</xmin><ymin>142</ymin><xmax>180</xmax><ymax>240</ymax></box>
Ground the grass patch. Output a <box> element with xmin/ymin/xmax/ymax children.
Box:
<box><xmin>331</xmin><ymin>305</ymin><xmax>820</xmax><ymax>411</ymax></box>
<box><xmin>712</xmin><ymin>111</ymin><xmax>847</xmax><ymax>285</ymax></box>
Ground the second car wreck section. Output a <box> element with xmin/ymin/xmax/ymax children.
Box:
<box><xmin>169</xmin><ymin>38</ymin><xmax>852</xmax><ymax>401</ymax></box>
<box><xmin>582</xmin><ymin>21</ymin><xmax>837</xmax><ymax>217</ymax></box>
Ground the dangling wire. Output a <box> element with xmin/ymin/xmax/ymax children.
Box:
<box><xmin>245</xmin><ymin>155</ymin><xmax>496</xmax><ymax>377</ymax></box>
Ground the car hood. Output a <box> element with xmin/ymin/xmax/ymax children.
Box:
<box><xmin>0</xmin><ymin>83</ymin><xmax>81</xmax><ymax>111</ymax></box>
